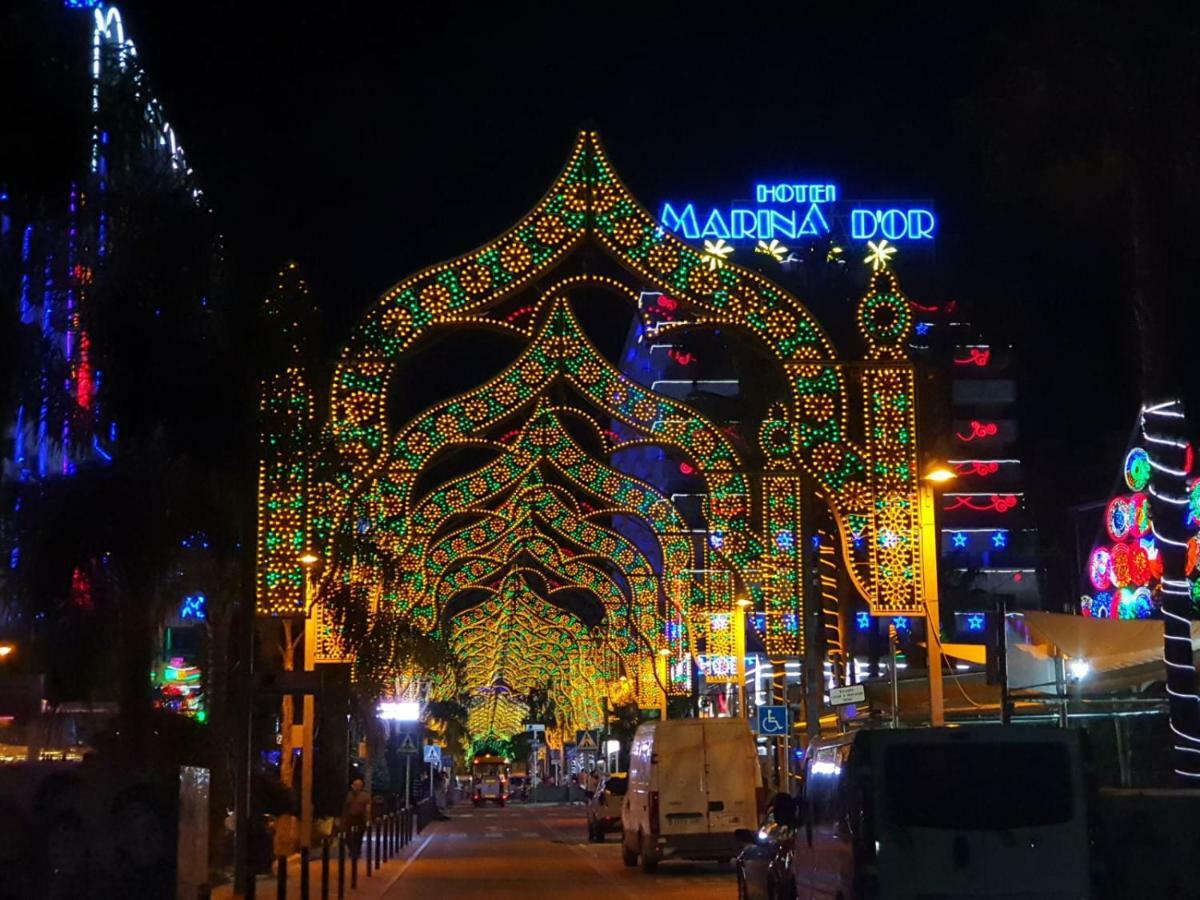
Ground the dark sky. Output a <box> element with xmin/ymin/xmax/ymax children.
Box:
<box><xmin>10</xmin><ymin>1</ymin><xmax>1200</xmax><ymax>541</ymax></box>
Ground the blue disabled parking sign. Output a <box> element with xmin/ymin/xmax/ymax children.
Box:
<box><xmin>757</xmin><ymin>705</ymin><xmax>789</xmax><ymax>736</ymax></box>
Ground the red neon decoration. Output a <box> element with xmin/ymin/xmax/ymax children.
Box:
<box><xmin>943</xmin><ymin>494</ymin><xmax>1019</xmax><ymax>513</ymax></box>
<box><xmin>70</xmin><ymin>566</ymin><xmax>94</xmax><ymax>611</ymax></box>
<box><xmin>75</xmin><ymin>331</ymin><xmax>93</xmax><ymax>410</ymax></box>
<box><xmin>504</xmin><ymin>305</ymin><xmax>535</xmax><ymax>323</ymax></box>
<box><xmin>953</xmin><ymin>347</ymin><xmax>991</xmax><ymax>367</ymax></box>
<box><xmin>909</xmin><ymin>298</ymin><xmax>957</xmax><ymax>314</ymax></box>
<box><xmin>955</xmin><ymin>420</ymin><xmax>999</xmax><ymax>442</ymax></box>
<box><xmin>953</xmin><ymin>461</ymin><xmax>1000</xmax><ymax>477</ymax></box>
<box><xmin>497</xmin><ymin>430</ymin><xmax>520</xmax><ymax>443</ymax></box>
<box><xmin>668</xmin><ymin>348</ymin><xmax>696</xmax><ymax>366</ymax></box>
<box><xmin>656</xmin><ymin>295</ymin><xmax>678</xmax><ymax>311</ymax></box>
<box><xmin>679</xmin><ymin>462</ymin><xmax>695</xmax><ymax>476</ymax></box>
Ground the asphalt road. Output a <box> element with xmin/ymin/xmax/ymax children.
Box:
<box><xmin>382</xmin><ymin>802</ymin><xmax>735</xmax><ymax>899</ymax></box>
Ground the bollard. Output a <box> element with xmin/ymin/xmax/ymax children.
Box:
<box><xmin>337</xmin><ymin>833</ymin><xmax>346</xmax><ymax>900</ymax></box>
<box><xmin>321</xmin><ymin>838</ymin><xmax>330</xmax><ymax>900</ymax></box>
<box><xmin>300</xmin><ymin>846</ymin><xmax>310</xmax><ymax>900</ymax></box>
<box><xmin>277</xmin><ymin>855</ymin><xmax>288</xmax><ymax>900</ymax></box>
<box><xmin>375</xmin><ymin>819</ymin><xmax>383</xmax><ymax>869</ymax></box>
<box><xmin>350</xmin><ymin>831</ymin><xmax>358</xmax><ymax>890</ymax></box>
<box><xmin>364</xmin><ymin>823</ymin><xmax>372</xmax><ymax>876</ymax></box>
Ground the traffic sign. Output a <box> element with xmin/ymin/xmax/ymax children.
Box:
<box><xmin>829</xmin><ymin>683</ymin><xmax>866</xmax><ymax>707</ymax></box>
<box><xmin>525</xmin><ymin>723</ymin><xmax>546</xmax><ymax>733</ymax></box>
<box><xmin>423</xmin><ymin>744</ymin><xmax>442</xmax><ymax>765</ymax></box>
<box><xmin>756</xmin><ymin>705</ymin><xmax>789</xmax><ymax>736</ymax></box>
<box><xmin>398</xmin><ymin>734</ymin><xmax>419</xmax><ymax>754</ymax></box>
<box><xmin>576</xmin><ymin>730</ymin><xmax>599</xmax><ymax>751</ymax></box>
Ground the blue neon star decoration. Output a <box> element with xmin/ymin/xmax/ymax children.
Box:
<box><xmin>991</xmin><ymin>530</ymin><xmax>1008</xmax><ymax>549</ymax></box>
<box><xmin>951</xmin><ymin>531</ymin><xmax>968</xmax><ymax>549</ymax></box>
<box><xmin>855</xmin><ymin>611</ymin><xmax>871</xmax><ymax>631</ymax></box>
<box><xmin>915</xmin><ymin>322</ymin><xmax>932</xmax><ymax>336</ymax></box>
<box><xmin>892</xmin><ymin>616</ymin><xmax>910</xmax><ymax>632</ymax></box>
<box><xmin>965</xmin><ymin>613</ymin><xmax>986</xmax><ymax>632</ymax></box>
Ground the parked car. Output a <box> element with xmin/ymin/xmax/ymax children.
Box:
<box><xmin>586</xmin><ymin>773</ymin><xmax>627</xmax><ymax>842</ymax></box>
<box><xmin>792</xmin><ymin>726</ymin><xmax>1092</xmax><ymax>899</ymax></box>
<box><xmin>735</xmin><ymin>793</ymin><xmax>797</xmax><ymax>900</ymax></box>
<box><xmin>621</xmin><ymin>718</ymin><xmax>762</xmax><ymax>871</ymax></box>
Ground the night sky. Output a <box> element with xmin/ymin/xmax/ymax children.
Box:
<box><xmin>8</xmin><ymin>2</ymin><xmax>1200</xmax><ymax>559</ymax></box>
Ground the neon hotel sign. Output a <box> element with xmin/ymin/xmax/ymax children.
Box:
<box><xmin>659</xmin><ymin>182</ymin><xmax>936</xmax><ymax>243</ymax></box>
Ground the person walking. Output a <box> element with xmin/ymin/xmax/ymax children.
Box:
<box><xmin>341</xmin><ymin>776</ymin><xmax>370</xmax><ymax>860</ymax></box>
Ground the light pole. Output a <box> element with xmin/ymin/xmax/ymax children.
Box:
<box><xmin>735</xmin><ymin>597</ymin><xmax>752</xmax><ymax>718</ymax></box>
<box><xmin>921</xmin><ymin>465</ymin><xmax>955</xmax><ymax>727</ymax></box>
<box><xmin>657</xmin><ymin>648</ymin><xmax>671</xmax><ymax>720</ymax></box>
<box><xmin>298</xmin><ymin>551</ymin><xmax>321</xmax><ymax>849</ymax></box>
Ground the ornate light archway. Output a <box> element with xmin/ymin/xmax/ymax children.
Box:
<box><xmin>257</xmin><ymin>132</ymin><xmax>929</xmax><ymax>742</ymax></box>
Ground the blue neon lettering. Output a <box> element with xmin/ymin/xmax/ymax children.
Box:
<box><xmin>700</xmin><ymin>208</ymin><xmax>730</xmax><ymax>239</ymax></box>
<box><xmin>797</xmin><ymin>203</ymin><xmax>830</xmax><ymax>236</ymax></box>
<box><xmin>850</xmin><ymin>209</ymin><xmax>877</xmax><ymax>240</ymax></box>
<box><xmin>880</xmin><ymin>209</ymin><xmax>907</xmax><ymax>240</ymax></box>
<box><xmin>908</xmin><ymin>208</ymin><xmax>936</xmax><ymax>239</ymax></box>
<box><xmin>660</xmin><ymin>202</ymin><xmax>700</xmax><ymax>239</ymax></box>
<box><xmin>730</xmin><ymin>208</ymin><xmax>757</xmax><ymax>239</ymax></box>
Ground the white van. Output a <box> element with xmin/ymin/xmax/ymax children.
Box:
<box><xmin>621</xmin><ymin>718</ymin><xmax>763</xmax><ymax>871</ymax></box>
<box><xmin>792</xmin><ymin>726</ymin><xmax>1092</xmax><ymax>899</ymax></box>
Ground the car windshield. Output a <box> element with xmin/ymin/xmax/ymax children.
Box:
<box><xmin>884</xmin><ymin>741</ymin><xmax>1073</xmax><ymax>830</ymax></box>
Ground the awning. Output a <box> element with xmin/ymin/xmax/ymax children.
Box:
<box><xmin>1018</xmin><ymin>611</ymin><xmax>1200</xmax><ymax>674</ymax></box>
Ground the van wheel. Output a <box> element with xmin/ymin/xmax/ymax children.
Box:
<box><xmin>621</xmin><ymin>833</ymin><xmax>638</xmax><ymax>867</ymax></box>
<box><xmin>594</xmin><ymin>829</ymin><xmax>605</xmax><ymax>843</ymax></box>
<box><xmin>639</xmin><ymin>833</ymin><xmax>659</xmax><ymax>872</ymax></box>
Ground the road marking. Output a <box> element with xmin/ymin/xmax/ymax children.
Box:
<box><xmin>521</xmin><ymin>831</ymin><xmax>540</xmax><ymax>838</ymax></box>
<box><xmin>377</xmin><ymin>830</ymin><xmax>435</xmax><ymax>890</ymax></box>
<box><xmin>483</xmin><ymin>833</ymin><xmax>503</xmax><ymax>838</ymax></box>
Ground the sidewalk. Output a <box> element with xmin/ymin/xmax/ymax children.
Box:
<box><xmin>210</xmin><ymin>826</ymin><xmax>435</xmax><ymax>900</ymax></box>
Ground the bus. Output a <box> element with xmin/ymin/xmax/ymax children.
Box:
<box><xmin>471</xmin><ymin>752</ymin><xmax>510</xmax><ymax>807</ymax></box>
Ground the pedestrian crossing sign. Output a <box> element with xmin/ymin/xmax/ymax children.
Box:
<box><xmin>398</xmin><ymin>734</ymin><xmax>418</xmax><ymax>754</ymax></box>
<box><xmin>576</xmin><ymin>730</ymin><xmax>598</xmax><ymax>751</ymax></box>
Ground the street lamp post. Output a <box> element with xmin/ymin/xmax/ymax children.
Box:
<box><xmin>299</xmin><ymin>552</ymin><xmax>321</xmax><ymax>850</ymax></box>
<box><xmin>735</xmin><ymin>597</ymin><xmax>752</xmax><ymax>718</ymax></box>
<box><xmin>657</xmin><ymin>648</ymin><xmax>671</xmax><ymax>720</ymax></box>
<box><xmin>921</xmin><ymin>466</ymin><xmax>955</xmax><ymax>727</ymax></box>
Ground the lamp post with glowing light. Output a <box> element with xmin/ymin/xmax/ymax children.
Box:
<box><xmin>920</xmin><ymin>465</ymin><xmax>955</xmax><ymax>726</ymax></box>
<box><xmin>298</xmin><ymin>551</ymin><xmax>321</xmax><ymax>849</ymax></box>
<box><xmin>656</xmin><ymin>648</ymin><xmax>671</xmax><ymax>720</ymax></box>
<box><xmin>735</xmin><ymin>596</ymin><xmax>752</xmax><ymax>718</ymax></box>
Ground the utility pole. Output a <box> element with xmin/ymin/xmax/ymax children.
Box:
<box><xmin>889</xmin><ymin>623</ymin><xmax>900</xmax><ymax>728</ymax></box>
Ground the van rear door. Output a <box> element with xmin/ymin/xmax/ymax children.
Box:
<box><xmin>876</xmin><ymin>732</ymin><xmax>1089</xmax><ymax>897</ymax></box>
<box><xmin>701</xmin><ymin>720</ymin><xmax>758</xmax><ymax>833</ymax></box>
<box><xmin>656</xmin><ymin>722</ymin><xmax>708</xmax><ymax>836</ymax></box>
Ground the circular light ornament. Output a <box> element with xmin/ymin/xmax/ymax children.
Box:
<box><xmin>1088</xmin><ymin>546</ymin><xmax>1113</xmax><ymax>591</ymax></box>
<box><xmin>1115</xmin><ymin>587</ymin><xmax>1137</xmax><ymax>619</ymax></box>
<box><xmin>1091</xmin><ymin>592</ymin><xmax>1114</xmax><ymax>618</ymax></box>
<box><xmin>1131</xmin><ymin>586</ymin><xmax>1154</xmax><ymax>619</ymax></box>
<box><xmin>1130</xmin><ymin>493</ymin><xmax>1152</xmax><ymax>538</ymax></box>
<box><xmin>1188</xmin><ymin>535</ymin><xmax>1200</xmax><ymax>577</ymax></box>
<box><xmin>1129</xmin><ymin>544</ymin><xmax>1151</xmax><ymax>586</ymax></box>
<box><xmin>1106</xmin><ymin>497</ymin><xmax>1133</xmax><ymax>542</ymax></box>
<box><xmin>1188</xmin><ymin>477</ymin><xmax>1200</xmax><ymax>529</ymax></box>
<box><xmin>1110</xmin><ymin>543</ymin><xmax>1132</xmax><ymax>588</ymax></box>
<box><xmin>1125</xmin><ymin>448</ymin><xmax>1151</xmax><ymax>491</ymax></box>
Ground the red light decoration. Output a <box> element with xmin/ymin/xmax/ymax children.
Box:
<box><xmin>944</xmin><ymin>494</ymin><xmax>1019</xmax><ymax>513</ymax></box>
<box><xmin>504</xmin><ymin>305</ymin><xmax>535</xmax><ymax>324</ymax></box>
<box><xmin>70</xmin><ymin>566</ymin><xmax>94</xmax><ymax>611</ymax></box>
<box><xmin>1110</xmin><ymin>543</ymin><xmax>1132</xmax><ymax>588</ymax></box>
<box><xmin>668</xmin><ymin>348</ymin><xmax>696</xmax><ymax>366</ymax></box>
<box><xmin>953</xmin><ymin>347</ymin><xmax>991</xmax><ymax>367</ymax></box>
<box><xmin>656</xmin><ymin>295</ymin><xmax>678</xmax><ymax>311</ymax></box>
<box><xmin>953</xmin><ymin>460</ymin><xmax>1000</xmax><ymax>477</ymax></box>
<box><xmin>679</xmin><ymin>462</ymin><xmax>695</xmax><ymax>475</ymax></box>
<box><xmin>1129</xmin><ymin>545</ymin><xmax>1151</xmax><ymax>586</ymax></box>
<box><xmin>75</xmin><ymin>332</ymin><xmax>93</xmax><ymax>410</ymax></box>
<box><xmin>955</xmin><ymin>420</ymin><xmax>999</xmax><ymax>442</ymax></box>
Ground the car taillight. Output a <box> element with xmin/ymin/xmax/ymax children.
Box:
<box><xmin>649</xmin><ymin>791</ymin><xmax>660</xmax><ymax>835</ymax></box>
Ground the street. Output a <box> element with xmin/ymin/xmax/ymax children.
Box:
<box><xmin>381</xmin><ymin>803</ymin><xmax>734</xmax><ymax>899</ymax></box>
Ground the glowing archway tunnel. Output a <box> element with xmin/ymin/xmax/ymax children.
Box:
<box><xmin>256</xmin><ymin>132</ymin><xmax>930</xmax><ymax>744</ymax></box>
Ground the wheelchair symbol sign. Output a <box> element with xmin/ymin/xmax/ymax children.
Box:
<box><xmin>757</xmin><ymin>705</ymin><xmax>789</xmax><ymax>736</ymax></box>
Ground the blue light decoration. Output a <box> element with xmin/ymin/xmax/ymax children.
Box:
<box><xmin>180</xmin><ymin>593</ymin><xmax>206</xmax><ymax>620</ymax></box>
<box><xmin>991</xmin><ymin>530</ymin><xmax>1008</xmax><ymax>549</ymax></box>
<box><xmin>782</xmin><ymin>613</ymin><xmax>798</xmax><ymax>634</ymax></box>
<box><xmin>915</xmin><ymin>322</ymin><xmax>932</xmax><ymax>336</ymax></box>
<box><xmin>659</xmin><ymin>181</ymin><xmax>936</xmax><ymax>245</ymax></box>
<box><xmin>891</xmin><ymin>616</ymin><xmax>910</xmax><ymax>633</ymax></box>
<box><xmin>774</xmin><ymin>529</ymin><xmax>795</xmax><ymax>551</ymax></box>
<box><xmin>752</xmin><ymin>614</ymin><xmax>766</xmax><ymax>633</ymax></box>
<box><xmin>708</xmin><ymin>531</ymin><xmax>725</xmax><ymax>550</ymax></box>
<box><xmin>965</xmin><ymin>613</ymin><xmax>986</xmax><ymax>632</ymax></box>
<box><xmin>665</xmin><ymin>620</ymin><xmax>682</xmax><ymax>642</ymax></box>
<box><xmin>855</xmin><ymin>611</ymin><xmax>872</xmax><ymax>631</ymax></box>
<box><xmin>951</xmin><ymin>531</ymin><xmax>968</xmax><ymax>549</ymax></box>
